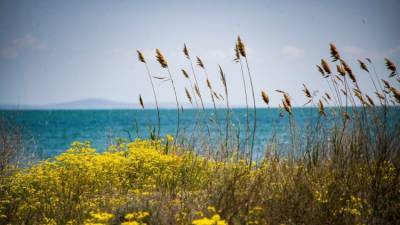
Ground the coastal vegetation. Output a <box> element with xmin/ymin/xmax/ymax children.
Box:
<box><xmin>1</xmin><ymin>37</ymin><xmax>399</xmax><ymax>224</ymax></box>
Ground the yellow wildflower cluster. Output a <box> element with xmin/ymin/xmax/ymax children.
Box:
<box><xmin>122</xmin><ymin>211</ymin><xmax>150</xmax><ymax>225</ymax></box>
<box><xmin>192</xmin><ymin>214</ymin><xmax>227</xmax><ymax>225</ymax></box>
<box><xmin>0</xmin><ymin>138</ymin><xmax>397</xmax><ymax>224</ymax></box>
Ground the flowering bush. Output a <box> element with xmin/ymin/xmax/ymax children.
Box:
<box><xmin>0</xmin><ymin>138</ymin><xmax>398</xmax><ymax>224</ymax></box>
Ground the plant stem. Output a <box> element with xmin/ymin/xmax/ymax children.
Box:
<box><xmin>166</xmin><ymin>68</ymin><xmax>180</xmax><ymax>145</ymax></box>
<box><xmin>244</xmin><ymin>57</ymin><xmax>257</xmax><ymax>168</ymax></box>
<box><xmin>144</xmin><ymin>63</ymin><xmax>161</xmax><ymax>139</ymax></box>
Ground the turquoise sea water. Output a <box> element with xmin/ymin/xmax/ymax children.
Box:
<box><xmin>1</xmin><ymin>108</ymin><xmax>398</xmax><ymax>158</ymax></box>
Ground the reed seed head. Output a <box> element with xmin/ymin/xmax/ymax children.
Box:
<box><xmin>219</xmin><ymin>65</ymin><xmax>227</xmax><ymax>89</ymax></box>
<box><xmin>139</xmin><ymin>94</ymin><xmax>144</xmax><ymax>109</ymax></box>
<box><xmin>354</xmin><ymin>91</ymin><xmax>367</xmax><ymax>105</ymax></box>
<box><xmin>366</xmin><ymin>94</ymin><xmax>374</xmax><ymax>106</ymax></box>
<box><xmin>237</xmin><ymin>36</ymin><xmax>246</xmax><ymax>57</ymax></box>
<box><xmin>390</xmin><ymin>87</ymin><xmax>400</xmax><ymax>103</ymax></box>
<box><xmin>137</xmin><ymin>50</ymin><xmax>146</xmax><ymax>63</ymax></box>
<box><xmin>181</xmin><ymin>69</ymin><xmax>189</xmax><ymax>79</ymax></box>
<box><xmin>382</xmin><ymin>79</ymin><xmax>391</xmax><ymax>89</ymax></box>
<box><xmin>283</xmin><ymin>93</ymin><xmax>291</xmax><ymax>108</ymax></box>
<box><xmin>261</xmin><ymin>90</ymin><xmax>270</xmax><ymax>105</ymax></box>
<box><xmin>341</xmin><ymin>60</ymin><xmax>356</xmax><ymax>82</ymax></box>
<box><xmin>302</xmin><ymin>84</ymin><xmax>311</xmax><ymax>98</ymax></box>
<box><xmin>206</xmin><ymin>78</ymin><xmax>212</xmax><ymax>89</ymax></box>
<box><xmin>318</xmin><ymin>100</ymin><xmax>326</xmax><ymax>117</ymax></box>
<box><xmin>185</xmin><ymin>88</ymin><xmax>192</xmax><ymax>104</ymax></box>
<box><xmin>155</xmin><ymin>49</ymin><xmax>168</xmax><ymax>68</ymax></box>
<box><xmin>213</xmin><ymin>91</ymin><xmax>220</xmax><ymax>100</ymax></box>
<box><xmin>234</xmin><ymin>44</ymin><xmax>240</xmax><ymax>62</ymax></box>
<box><xmin>194</xmin><ymin>84</ymin><xmax>201</xmax><ymax>97</ymax></box>
<box><xmin>325</xmin><ymin>93</ymin><xmax>331</xmax><ymax>100</ymax></box>
<box><xmin>337</xmin><ymin>64</ymin><xmax>346</xmax><ymax>76</ymax></box>
<box><xmin>317</xmin><ymin>65</ymin><xmax>326</xmax><ymax>77</ymax></box>
<box><xmin>358</xmin><ymin>59</ymin><xmax>369</xmax><ymax>73</ymax></box>
<box><xmin>183</xmin><ymin>44</ymin><xmax>190</xmax><ymax>59</ymax></box>
<box><xmin>321</xmin><ymin>59</ymin><xmax>332</xmax><ymax>74</ymax></box>
<box><xmin>196</xmin><ymin>56</ymin><xmax>205</xmax><ymax>69</ymax></box>
<box><xmin>282</xmin><ymin>99</ymin><xmax>292</xmax><ymax>114</ymax></box>
<box><xmin>329</xmin><ymin>43</ymin><xmax>340</xmax><ymax>62</ymax></box>
<box><xmin>384</xmin><ymin>58</ymin><xmax>397</xmax><ymax>77</ymax></box>
<box><xmin>375</xmin><ymin>92</ymin><xmax>385</xmax><ymax>100</ymax></box>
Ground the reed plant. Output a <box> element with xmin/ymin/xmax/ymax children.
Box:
<box><xmin>155</xmin><ymin>49</ymin><xmax>181</xmax><ymax>145</ymax></box>
<box><xmin>1</xmin><ymin>38</ymin><xmax>399</xmax><ymax>225</ymax></box>
<box><xmin>137</xmin><ymin>51</ymin><xmax>161</xmax><ymax>138</ymax></box>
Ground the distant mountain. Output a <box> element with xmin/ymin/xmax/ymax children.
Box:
<box><xmin>38</xmin><ymin>98</ymin><xmax>139</xmax><ymax>109</ymax></box>
<box><xmin>0</xmin><ymin>98</ymin><xmax>186</xmax><ymax>110</ymax></box>
<box><xmin>0</xmin><ymin>98</ymin><xmax>248</xmax><ymax>110</ymax></box>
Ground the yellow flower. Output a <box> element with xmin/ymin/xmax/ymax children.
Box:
<box><xmin>166</xmin><ymin>134</ymin><xmax>174</xmax><ymax>143</ymax></box>
<box><xmin>192</xmin><ymin>214</ymin><xmax>227</xmax><ymax>225</ymax></box>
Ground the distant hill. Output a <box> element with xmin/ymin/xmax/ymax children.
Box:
<box><xmin>38</xmin><ymin>98</ymin><xmax>139</xmax><ymax>109</ymax></box>
<box><xmin>0</xmin><ymin>98</ymin><xmax>190</xmax><ymax>110</ymax></box>
<box><xmin>0</xmin><ymin>98</ymin><xmax>247</xmax><ymax>110</ymax></box>
<box><xmin>0</xmin><ymin>98</ymin><xmax>138</xmax><ymax>110</ymax></box>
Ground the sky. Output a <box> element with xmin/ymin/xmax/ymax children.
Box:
<box><xmin>0</xmin><ymin>0</ymin><xmax>399</xmax><ymax>107</ymax></box>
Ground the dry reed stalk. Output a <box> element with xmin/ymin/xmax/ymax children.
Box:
<box><xmin>183</xmin><ymin>44</ymin><xmax>207</xmax><ymax>111</ymax></box>
<box><xmin>155</xmin><ymin>49</ymin><xmax>180</xmax><ymax>144</ymax></box>
<box><xmin>358</xmin><ymin>59</ymin><xmax>382</xmax><ymax>104</ymax></box>
<box><xmin>183</xmin><ymin>45</ymin><xmax>211</xmax><ymax>147</ymax></box>
<box><xmin>339</xmin><ymin>60</ymin><xmax>359</xmax><ymax>109</ymax></box>
<box><xmin>318</xmin><ymin>62</ymin><xmax>340</xmax><ymax>107</ymax></box>
<box><xmin>219</xmin><ymin>65</ymin><xmax>230</xmax><ymax>159</ymax></box>
<box><xmin>183</xmin><ymin>46</ymin><xmax>212</xmax><ymax>151</ymax></box>
<box><xmin>235</xmin><ymin>43</ymin><xmax>250</xmax><ymax>156</ymax></box>
<box><xmin>196</xmin><ymin>56</ymin><xmax>221</xmax><ymax>139</ymax></box>
<box><xmin>182</xmin><ymin>69</ymin><xmax>199</xmax><ymax>108</ymax></box>
<box><xmin>366</xmin><ymin>59</ymin><xmax>386</xmax><ymax>105</ymax></box>
<box><xmin>137</xmin><ymin>50</ymin><xmax>161</xmax><ymax>138</ymax></box>
<box><xmin>237</xmin><ymin>36</ymin><xmax>257</xmax><ymax>167</ymax></box>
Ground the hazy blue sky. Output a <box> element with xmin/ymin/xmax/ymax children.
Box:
<box><xmin>0</xmin><ymin>0</ymin><xmax>399</xmax><ymax>107</ymax></box>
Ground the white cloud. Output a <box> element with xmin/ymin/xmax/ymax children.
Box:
<box><xmin>280</xmin><ymin>45</ymin><xmax>305</xmax><ymax>58</ymax></box>
<box><xmin>0</xmin><ymin>35</ymin><xmax>48</xmax><ymax>58</ymax></box>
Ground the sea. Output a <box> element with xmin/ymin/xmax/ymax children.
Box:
<box><xmin>1</xmin><ymin>107</ymin><xmax>397</xmax><ymax>159</ymax></box>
